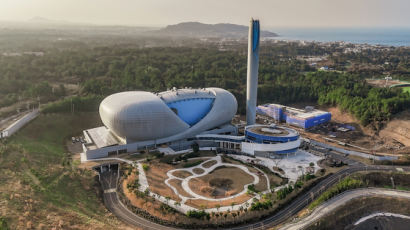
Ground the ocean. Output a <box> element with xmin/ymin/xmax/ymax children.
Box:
<box><xmin>268</xmin><ymin>27</ymin><xmax>410</xmax><ymax>47</ymax></box>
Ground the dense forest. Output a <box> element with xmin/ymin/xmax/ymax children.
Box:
<box><xmin>0</xmin><ymin>37</ymin><xmax>409</xmax><ymax>129</ymax></box>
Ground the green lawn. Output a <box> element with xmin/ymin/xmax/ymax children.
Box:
<box><xmin>0</xmin><ymin>112</ymin><xmax>121</xmax><ymax>228</ymax></box>
<box><xmin>403</xmin><ymin>87</ymin><xmax>410</xmax><ymax>93</ymax></box>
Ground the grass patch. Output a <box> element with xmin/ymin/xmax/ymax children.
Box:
<box><xmin>0</xmin><ymin>217</ymin><xmax>9</xmax><ymax>230</ymax></box>
<box><xmin>202</xmin><ymin>160</ymin><xmax>217</xmax><ymax>168</ymax></box>
<box><xmin>183</xmin><ymin>160</ymin><xmax>204</xmax><ymax>168</ymax></box>
<box><xmin>0</xmin><ymin>112</ymin><xmax>115</xmax><ymax>228</ymax></box>
<box><xmin>308</xmin><ymin>177</ymin><xmax>363</xmax><ymax>210</ymax></box>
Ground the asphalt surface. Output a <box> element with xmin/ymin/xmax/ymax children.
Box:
<box><xmin>100</xmin><ymin>169</ymin><xmax>175</xmax><ymax>230</ymax></box>
<box><xmin>280</xmin><ymin>188</ymin><xmax>410</xmax><ymax>230</ymax></box>
<box><xmin>99</xmin><ymin>155</ymin><xmax>410</xmax><ymax>230</ymax></box>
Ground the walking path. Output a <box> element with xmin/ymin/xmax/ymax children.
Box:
<box><xmin>230</xmin><ymin>150</ymin><xmax>322</xmax><ymax>182</ymax></box>
<box><xmin>136</xmin><ymin>155</ymin><xmax>271</xmax><ymax>213</ymax></box>
<box><xmin>167</xmin><ymin>155</ymin><xmax>259</xmax><ymax>201</ymax></box>
<box><xmin>280</xmin><ymin>188</ymin><xmax>410</xmax><ymax>230</ymax></box>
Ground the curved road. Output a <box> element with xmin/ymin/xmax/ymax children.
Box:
<box><xmin>100</xmin><ymin>159</ymin><xmax>410</xmax><ymax>230</ymax></box>
<box><xmin>280</xmin><ymin>188</ymin><xmax>410</xmax><ymax>230</ymax></box>
<box><xmin>100</xmin><ymin>170</ymin><xmax>175</xmax><ymax>230</ymax></box>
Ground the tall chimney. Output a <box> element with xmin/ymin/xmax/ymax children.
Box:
<box><xmin>246</xmin><ymin>18</ymin><xmax>260</xmax><ymax>126</ymax></box>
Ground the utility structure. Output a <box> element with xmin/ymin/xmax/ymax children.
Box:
<box><xmin>246</xmin><ymin>18</ymin><xmax>260</xmax><ymax>126</ymax></box>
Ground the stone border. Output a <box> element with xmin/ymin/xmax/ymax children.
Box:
<box><xmin>136</xmin><ymin>155</ymin><xmax>271</xmax><ymax>213</ymax></box>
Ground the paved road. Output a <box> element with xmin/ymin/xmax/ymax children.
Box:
<box><xmin>229</xmin><ymin>165</ymin><xmax>410</xmax><ymax>230</ymax></box>
<box><xmin>101</xmin><ymin>169</ymin><xmax>176</xmax><ymax>230</ymax></box>
<box><xmin>280</xmin><ymin>188</ymin><xmax>410</xmax><ymax>230</ymax></box>
<box><xmin>99</xmin><ymin>159</ymin><xmax>410</xmax><ymax>230</ymax></box>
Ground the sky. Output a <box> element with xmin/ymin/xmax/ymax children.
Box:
<box><xmin>0</xmin><ymin>0</ymin><xmax>409</xmax><ymax>28</ymax></box>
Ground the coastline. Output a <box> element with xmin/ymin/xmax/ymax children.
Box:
<box><xmin>266</xmin><ymin>27</ymin><xmax>410</xmax><ymax>47</ymax></box>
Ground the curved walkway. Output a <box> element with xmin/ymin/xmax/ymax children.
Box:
<box><xmin>279</xmin><ymin>188</ymin><xmax>410</xmax><ymax>230</ymax></box>
<box><xmin>101</xmin><ymin>162</ymin><xmax>410</xmax><ymax>230</ymax></box>
<box><xmin>354</xmin><ymin>212</ymin><xmax>410</xmax><ymax>225</ymax></box>
<box><xmin>165</xmin><ymin>155</ymin><xmax>260</xmax><ymax>202</ymax></box>
<box><xmin>135</xmin><ymin>155</ymin><xmax>271</xmax><ymax>213</ymax></box>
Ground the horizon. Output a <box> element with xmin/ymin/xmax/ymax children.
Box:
<box><xmin>2</xmin><ymin>17</ymin><xmax>410</xmax><ymax>30</ymax></box>
<box><xmin>1</xmin><ymin>0</ymin><xmax>409</xmax><ymax>28</ymax></box>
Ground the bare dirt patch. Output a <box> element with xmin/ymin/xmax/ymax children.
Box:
<box><xmin>185</xmin><ymin>193</ymin><xmax>253</xmax><ymax>209</ymax></box>
<box><xmin>316</xmin><ymin>107</ymin><xmax>410</xmax><ymax>153</ymax></box>
<box><xmin>145</xmin><ymin>162</ymin><xmax>181</xmax><ymax>202</ymax></box>
<box><xmin>251</xmin><ymin>170</ymin><xmax>268</xmax><ymax>192</ymax></box>
<box><xmin>123</xmin><ymin>175</ymin><xmax>190</xmax><ymax>224</ymax></box>
<box><xmin>202</xmin><ymin>160</ymin><xmax>217</xmax><ymax>168</ymax></box>
<box><xmin>188</xmin><ymin>166</ymin><xmax>254</xmax><ymax>199</ymax></box>
<box><xmin>168</xmin><ymin>179</ymin><xmax>194</xmax><ymax>198</ymax></box>
<box><xmin>172</xmin><ymin>170</ymin><xmax>192</xmax><ymax>179</ymax></box>
<box><xmin>379</xmin><ymin>110</ymin><xmax>410</xmax><ymax>147</ymax></box>
<box><xmin>192</xmin><ymin>168</ymin><xmax>205</xmax><ymax>174</ymax></box>
<box><xmin>327</xmin><ymin>107</ymin><xmax>358</xmax><ymax>124</ymax></box>
<box><xmin>366</xmin><ymin>79</ymin><xmax>404</xmax><ymax>88</ymax></box>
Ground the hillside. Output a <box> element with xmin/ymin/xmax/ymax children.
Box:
<box><xmin>154</xmin><ymin>22</ymin><xmax>278</xmax><ymax>38</ymax></box>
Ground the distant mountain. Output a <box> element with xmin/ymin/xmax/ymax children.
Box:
<box><xmin>28</xmin><ymin>17</ymin><xmax>74</xmax><ymax>25</ymax></box>
<box><xmin>154</xmin><ymin>22</ymin><xmax>278</xmax><ymax>38</ymax></box>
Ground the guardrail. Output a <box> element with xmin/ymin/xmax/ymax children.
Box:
<box><xmin>0</xmin><ymin>109</ymin><xmax>39</xmax><ymax>139</ymax></box>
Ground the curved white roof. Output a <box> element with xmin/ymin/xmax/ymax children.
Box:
<box><xmin>158</xmin><ymin>88</ymin><xmax>215</xmax><ymax>104</ymax></box>
<box><xmin>99</xmin><ymin>88</ymin><xmax>237</xmax><ymax>143</ymax></box>
<box><xmin>100</xmin><ymin>91</ymin><xmax>190</xmax><ymax>141</ymax></box>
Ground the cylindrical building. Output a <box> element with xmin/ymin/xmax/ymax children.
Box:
<box><xmin>246</xmin><ymin>18</ymin><xmax>260</xmax><ymax>126</ymax></box>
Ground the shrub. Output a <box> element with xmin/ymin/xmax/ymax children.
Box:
<box><xmin>184</xmin><ymin>151</ymin><xmax>200</xmax><ymax>159</ymax></box>
<box><xmin>160</xmin><ymin>203</ymin><xmax>177</xmax><ymax>214</ymax></box>
<box><xmin>126</xmin><ymin>179</ymin><xmax>140</xmax><ymax>191</ymax></box>
<box><xmin>250</xmin><ymin>200</ymin><xmax>273</xmax><ymax>211</ymax></box>
<box><xmin>276</xmin><ymin>185</ymin><xmax>294</xmax><ymax>200</ymax></box>
<box><xmin>247</xmin><ymin>184</ymin><xmax>259</xmax><ymax>193</ymax></box>
<box><xmin>309</xmin><ymin>177</ymin><xmax>363</xmax><ymax>210</ymax></box>
<box><xmin>186</xmin><ymin>210</ymin><xmax>210</xmax><ymax>219</ymax></box>
<box><xmin>182</xmin><ymin>160</ymin><xmax>203</xmax><ymax>168</ymax></box>
<box><xmin>294</xmin><ymin>180</ymin><xmax>304</xmax><ymax>189</ymax></box>
<box><xmin>191</xmin><ymin>143</ymin><xmax>199</xmax><ymax>153</ymax></box>
<box><xmin>142</xmin><ymin>164</ymin><xmax>150</xmax><ymax>171</ymax></box>
<box><xmin>0</xmin><ymin>217</ymin><xmax>8</xmax><ymax>230</ymax></box>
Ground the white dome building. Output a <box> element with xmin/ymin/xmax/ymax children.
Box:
<box><xmin>83</xmin><ymin>88</ymin><xmax>238</xmax><ymax>159</ymax></box>
<box><xmin>99</xmin><ymin>87</ymin><xmax>237</xmax><ymax>143</ymax></box>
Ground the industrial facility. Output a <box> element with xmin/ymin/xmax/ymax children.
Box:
<box><xmin>83</xmin><ymin>87</ymin><xmax>238</xmax><ymax>159</ymax></box>
<box><xmin>256</xmin><ymin>104</ymin><xmax>331</xmax><ymax>129</ymax></box>
<box><xmin>81</xmin><ymin>19</ymin><xmax>302</xmax><ymax>160</ymax></box>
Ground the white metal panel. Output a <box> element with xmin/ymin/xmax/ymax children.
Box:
<box><xmin>99</xmin><ymin>91</ymin><xmax>189</xmax><ymax>141</ymax></box>
<box><xmin>241</xmin><ymin>139</ymin><xmax>301</xmax><ymax>155</ymax></box>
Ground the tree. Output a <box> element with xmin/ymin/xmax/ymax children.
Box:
<box><xmin>191</xmin><ymin>142</ymin><xmax>199</xmax><ymax>153</ymax></box>
<box><xmin>232</xmin><ymin>212</ymin><xmax>237</xmax><ymax>223</ymax></box>
<box><xmin>231</xmin><ymin>202</ymin><xmax>236</xmax><ymax>210</ymax></box>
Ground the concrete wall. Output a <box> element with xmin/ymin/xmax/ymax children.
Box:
<box><xmin>84</xmin><ymin>124</ymin><xmax>237</xmax><ymax>160</ymax></box>
<box><xmin>0</xmin><ymin>110</ymin><xmax>39</xmax><ymax>139</ymax></box>
<box><xmin>241</xmin><ymin>138</ymin><xmax>301</xmax><ymax>155</ymax></box>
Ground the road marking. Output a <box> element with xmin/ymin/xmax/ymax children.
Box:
<box><xmin>104</xmin><ymin>188</ymin><xmax>116</xmax><ymax>193</ymax></box>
